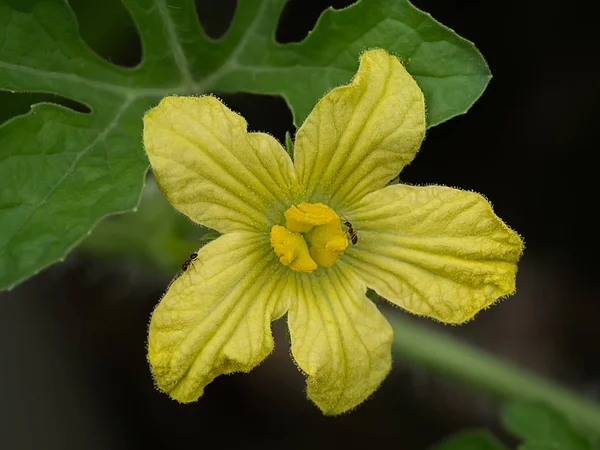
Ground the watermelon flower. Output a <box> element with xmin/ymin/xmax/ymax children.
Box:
<box><xmin>143</xmin><ymin>49</ymin><xmax>522</xmax><ymax>415</ymax></box>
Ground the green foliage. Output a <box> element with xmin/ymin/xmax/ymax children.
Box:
<box><xmin>432</xmin><ymin>429</ymin><xmax>508</xmax><ymax>450</ymax></box>
<box><xmin>0</xmin><ymin>0</ymin><xmax>490</xmax><ymax>290</ymax></box>
<box><xmin>284</xmin><ymin>130</ymin><xmax>294</xmax><ymax>160</ymax></box>
<box><xmin>366</xmin><ymin>287</ymin><xmax>380</xmax><ymax>302</ymax></box>
<box><xmin>433</xmin><ymin>401</ymin><xmax>597</xmax><ymax>450</ymax></box>
<box><xmin>502</xmin><ymin>401</ymin><xmax>596</xmax><ymax>450</ymax></box>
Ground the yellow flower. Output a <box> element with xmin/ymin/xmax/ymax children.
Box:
<box><xmin>143</xmin><ymin>49</ymin><xmax>523</xmax><ymax>415</ymax></box>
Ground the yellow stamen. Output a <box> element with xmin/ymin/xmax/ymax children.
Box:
<box><xmin>284</xmin><ymin>202</ymin><xmax>339</xmax><ymax>232</ymax></box>
<box><xmin>270</xmin><ymin>225</ymin><xmax>318</xmax><ymax>272</ymax></box>
<box><xmin>307</xmin><ymin>222</ymin><xmax>348</xmax><ymax>267</ymax></box>
<box><xmin>271</xmin><ymin>203</ymin><xmax>349</xmax><ymax>272</ymax></box>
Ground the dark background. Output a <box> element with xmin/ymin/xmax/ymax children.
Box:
<box><xmin>1</xmin><ymin>0</ymin><xmax>599</xmax><ymax>448</ymax></box>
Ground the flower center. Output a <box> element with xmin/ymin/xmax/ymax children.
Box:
<box><xmin>270</xmin><ymin>202</ymin><xmax>349</xmax><ymax>273</ymax></box>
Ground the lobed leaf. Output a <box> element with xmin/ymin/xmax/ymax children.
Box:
<box><xmin>0</xmin><ymin>0</ymin><xmax>490</xmax><ymax>290</ymax></box>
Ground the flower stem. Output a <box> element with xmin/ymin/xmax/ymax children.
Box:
<box><xmin>388</xmin><ymin>313</ymin><xmax>600</xmax><ymax>433</ymax></box>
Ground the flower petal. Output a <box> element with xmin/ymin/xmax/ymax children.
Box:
<box><xmin>287</xmin><ymin>265</ymin><xmax>393</xmax><ymax>415</ymax></box>
<box><xmin>343</xmin><ymin>184</ymin><xmax>523</xmax><ymax>323</ymax></box>
<box><xmin>144</xmin><ymin>96</ymin><xmax>297</xmax><ymax>233</ymax></box>
<box><xmin>294</xmin><ymin>49</ymin><xmax>425</xmax><ymax>207</ymax></box>
<box><xmin>148</xmin><ymin>232</ymin><xmax>290</xmax><ymax>402</ymax></box>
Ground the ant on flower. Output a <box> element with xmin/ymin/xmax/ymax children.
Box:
<box><xmin>181</xmin><ymin>252</ymin><xmax>198</xmax><ymax>272</ymax></box>
<box><xmin>340</xmin><ymin>215</ymin><xmax>358</xmax><ymax>245</ymax></box>
<box><xmin>170</xmin><ymin>251</ymin><xmax>202</xmax><ymax>285</ymax></box>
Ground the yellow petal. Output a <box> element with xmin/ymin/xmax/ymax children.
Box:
<box><xmin>294</xmin><ymin>49</ymin><xmax>425</xmax><ymax>207</ymax></box>
<box><xmin>287</xmin><ymin>266</ymin><xmax>393</xmax><ymax>415</ymax></box>
<box><xmin>148</xmin><ymin>232</ymin><xmax>290</xmax><ymax>402</ymax></box>
<box><xmin>144</xmin><ymin>96</ymin><xmax>297</xmax><ymax>233</ymax></box>
<box><xmin>343</xmin><ymin>184</ymin><xmax>523</xmax><ymax>323</ymax></box>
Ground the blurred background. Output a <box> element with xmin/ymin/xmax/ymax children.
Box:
<box><xmin>1</xmin><ymin>0</ymin><xmax>599</xmax><ymax>448</ymax></box>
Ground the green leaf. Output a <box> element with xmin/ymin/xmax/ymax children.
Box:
<box><xmin>518</xmin><ymin>445</ymin><xmax>563</xmax><ymax>450</ymax></box>
<box><xmin>0</xmin><ymin>0</ymin><xmax>490</xmax><ymax>290</ymax></box>
<box><xmin>502</xmin><ymin>401</ymin><xmax>595</xmax><ymax>450</ymax></box>
<box><xmin>366</xmin><ymin>287</ymin><xmax>380</xmax><ymax>303</ymax></box>
<box><xmin>432</xmin><ymin>429</ymin><xmax>508</xmax><ymax>450</ymax></box>
<box><xmin>224</xmin><ymin>0</ymin><xmax>492</xmax><ymax>128</ymax></box>
<box><xmin>285</xmin><ymin>130</ymin><xmax>294</xmax><ymax>160</ymax></box>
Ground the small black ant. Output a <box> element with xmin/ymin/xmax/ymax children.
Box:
<box><xmin>181</xmin><ymin>252</ymin><xmax>198</xmax><ymax>272</ymax></box>
<box><xmin>340</xmin><ymin>215</ymin><xmax>358</xmax><ymax>245</ymax></box>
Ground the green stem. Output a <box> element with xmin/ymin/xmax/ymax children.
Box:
<box><xmin>389</xmin><ymin>313</ymin><xmax>600</xmax><ymax>434</ymax></box>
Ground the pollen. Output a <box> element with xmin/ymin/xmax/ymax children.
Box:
<box><xmin>271</xmin><ymin>202</ymin><xmax>349</xmax><ymax>272</ymax></box>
